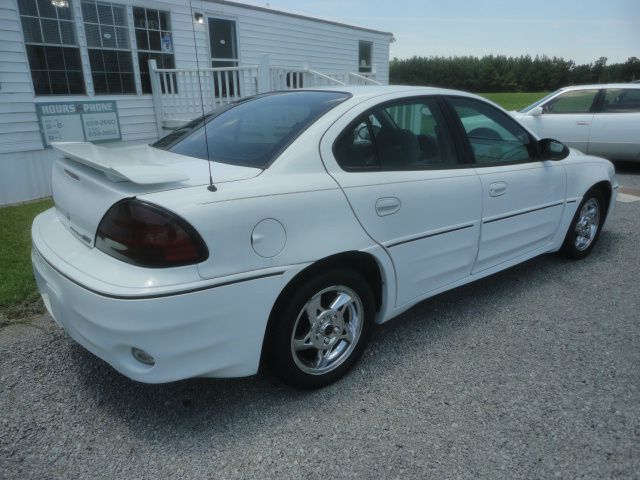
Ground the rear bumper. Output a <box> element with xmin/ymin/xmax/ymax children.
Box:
<box><xmin>31</xmin><ymin>220</ymin><xmax>295</xmax><ymax>383</ymax></box>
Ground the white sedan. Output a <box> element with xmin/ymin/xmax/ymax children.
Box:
<box><xmin>32</xmin><ymin>86</ymin><xmax>618</xmax><ymax>389</ymax></box>
<box><xmin>514</xmin><ymin>83</ymin><xmax>640</xmax><ymax>161</ymax></box>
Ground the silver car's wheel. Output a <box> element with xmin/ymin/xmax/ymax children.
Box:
<box><xmin>574</xmin><ymin>198</ymin><xmax>600</xmax><ymax>251</ymax></box>
<box><xmin>290</xmin><ymin>285</ymin><xmax>363</xmax><ymax>375</ymax></box>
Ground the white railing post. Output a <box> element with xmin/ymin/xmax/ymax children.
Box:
<box><xmin>257</xmin><ymin>54</ymin><xmax>271</xmax><ymax>94</ymax></box>
<box><xmin>302</xmin><ymin>61</ymin><xmax>309</xmax><ymax>88</ymax></box>
<box><xmin>148</xmin><ymin>59</ymin><xmax>164</xmax><ymax>136</ymax></box>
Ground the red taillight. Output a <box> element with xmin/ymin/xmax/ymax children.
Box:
<box><xmin>95</xmin><ymin>199</ymin><xmax>208</xmax><ymax>268</ymax></box>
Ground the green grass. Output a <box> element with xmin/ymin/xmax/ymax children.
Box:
<box><xmin>478</xmin><ymin>92</ymin><xmax>548</xmax><ymax>111</ymax></box>
<box><xmin>0</xmin><ymin>198</ymin><xmax>53</xmax><ymax>322</ymax></box>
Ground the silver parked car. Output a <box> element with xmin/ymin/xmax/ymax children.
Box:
<box><xmin>514</xmin><ymin>84</ymin><xmax>640</xmax><ymax>161</ymax></box>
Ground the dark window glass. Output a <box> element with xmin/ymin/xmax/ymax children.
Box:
<box><xmin>543</xmin><ymin>90</ymin><xmax>599</xmax><ymax>114</ymax></box>
<box><xmin>17</xmin><ymin>0</ymin><xmax>39</xmax><ymax>16</ymax></box>
<box><xmin>449</xmin><ymin>97</ymin><xmax>535</xmax><ymax>165</ymax></box>
<box><xmin>286</xmin><ymin>72</ymin><xmax>303</xmax><ymax>88</ymax></box>
<box><xmin>26</xmin><ymin>45</ymin><xmax>84</xmax><ymax>95</ymax></box>
<box><xmin>56</xmin><ymin>3</ymin><xmax>72</xmax><ymax>20</ymax></box>
<box><xmin>602</xmin><ymin>89</ymin><xmax>640</xmax><ymax>113</ymax></box>
<box><xmin>59</xmin><ymin>20</ymin><xmax>76</xmax><ymax>44</ymax></box>
<box><xmin>88</xmin><ymin>49</ymin><xmax>135</xmax><ymax>94</ymax></box>
<box><xmin>18</xmin><ymin>0</ymin><xmax>78</xmax><ymax>46</ymax></box>
<box><xmin>358</xmin><ymin>40</ymin><xmax>372</xmax><ymax>73</ymax></box>
<box><xmin>36</xmin><ymin>0</ymin><xmax>56</xmax><ymax>18</ymax></box>
<box><xmin>133</xmin><ymin>7</ymin><xmax>174</xmax><ymax>94</ymax></box>
<box><xmin>32</xmin><ymin>71</ymin><xmax>50</xmax><ymax>94</ymax></box>
<box><xmin>92</xmin><ymin>73</ymin><xmax>107</xmax><ymax>92</ymax></box>
<box><xmin>83</xmin><ymin>1</ymin><xmax>134</xmax><ymax>94</ymax></box>
<box><xmin>159</xmin><ymin>10</ymin><xmax>169</xmax><ymax>30</ymax></box>
<box><xmin>45</xmin><ymin>46</ymin><xmax>64</xmax><ymax>67</ymax></box>
<box><xmin>27</xmin><ymin>45</ymin><xmax>47</xmax><ymax>70</ymax></box>
<box><xmin>149</xmin><ymin>30</ymin><xmax>161</xmax><ymax>51</ymax></box>
<box><xmin>112</xmin><ymin>4</ymin><xmax>126</xmax><ymax>26</ymax></box>
<box><xmin>41</xmin><ymin>18</ymin><xmax>62</xmax><ymax>43</ymax></box>
<box><xmin>138</xmin><ymin>52</ymin><xmax>174</xmax><ymax>94</ymax></box>
<box><xmin>18</xmin><ymin>0</ymin><xmax>85</xmax><ymax>95</ymax></box>
<box><xmin>208</xmin><ymin>18</ymin><xmax>238</xmax><ymax>98</ymax></box>
<box><xmin>135</xmin><ymin>28</ymin><xmax>148</xmax><ymax>50</ymax></box>
<box><xmin>20</xmin><ymin>17</ymin><xmax>42</xmax><ymax>43</ymax></box>
<box><xmin>153</xmin><ymin>91</ymin><xmax>351</xmax><ymax>168</ymax></box>
<box><xmin>96</xmin><ymin>3</ymin><xmax>113</xmax><ymax>24</ymax></box>
<box><xmin>81</xmin><ymin>1</ymin><xmax>98</xmax><ymax>23</ymax></box>
<box><xmin>334</xmin><ymin>98</ymin><xmax>459</xmax><ymax>170</ymax></box>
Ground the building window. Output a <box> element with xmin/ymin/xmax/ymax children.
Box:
<box><xmin>82</xmin><ymin>1</ymin><xmax>135</xmax><ymax>94</ymax></box>
<box><xmin>133</xmin><ymin>7</ymin><xmax>174</xmax><ymax>94</ymax></box>
<box><xmin>18</xmin><ymin>0</ymin><xmax>85</xmax><ymax>95</ymax></box>
<box><xmin>358</xmin><ymin>40</ymin><xmax>372</xmax><ymax>73</ymax></box>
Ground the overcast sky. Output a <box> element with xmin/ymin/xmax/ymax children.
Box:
<box><xmin>239</xmin><ymin>0</ymin><xmax>639</xmax><ymax>64</ymax></box>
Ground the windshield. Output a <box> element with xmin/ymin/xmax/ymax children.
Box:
<box><xmin>519</xmin><ymin>89</ymin><xmax>563</xmax><ymax>113</ymax></box>
<box><xmin>152</xmin><ymin>91</ymin><xmax>351</xmax><ymax>169</ymax></box>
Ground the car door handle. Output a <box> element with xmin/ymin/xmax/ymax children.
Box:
<box><xmin>576</xmin><ymin>121</ymin><xmax>590</xmax><ymax>126</ymax></box>
<box><xmin>375</xmin><ymin>197</ymin><xmax>401</xmax><ymax>216</ymax></box>
<box><xmin>489</xmin><ymin>182</ymin><xmax>508</xmax><ymax>197</ymax></box>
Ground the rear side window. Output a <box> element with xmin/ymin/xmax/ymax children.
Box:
<box><xmin>602</xmin><ymin>89</ymin><xmax>640</xmax><ymax>113</ymax></box>
<box><xmin>542</xmin><ymin>90</ymin><xmax>599</xmax><ymax>114</ymax></box>
<box><xmin>449</xmin><ymin>97</ymin><xmax>535</xmax><ymax>165</ymax></box>
<box><xmin>153</xmin><ymin>91</ymin><xmax>350</xmax><ymax>168</ymax></box>
<box><xmin>333</xmin><ymin>98</ymin><xmax>459</xmax><ymax>171</ymax></box>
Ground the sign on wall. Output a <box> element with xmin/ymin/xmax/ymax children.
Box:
<box><xmin>36</xmin><ymin>101</ymin><xmax>121</xmax><ymax>147</ymax></box>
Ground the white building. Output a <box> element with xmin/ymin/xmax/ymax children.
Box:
<box><xmin>0</xmin><ymin>0</ymin><xmax>392</xmax><ymax>205</ymax></box>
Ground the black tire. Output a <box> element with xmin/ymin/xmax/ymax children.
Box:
<box><xmin>267</xmin><ymin>268</ymin><xmax>374</xmax><ymax>389</ymax></box>
<box><xmin>560</xmin><ymin>189</ymin><xmax>606</xmax><ymax>259</ymax></box>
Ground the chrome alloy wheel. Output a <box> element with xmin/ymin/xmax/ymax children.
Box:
<box><xmin>574</xmin><ymin>198</ymin><xmax>600</xmax><ymax>251</ymax></box>
<box><xmin>290</xmin><ymin>285</ymin><xmax>364</xmax><ymax>375</ymax></box>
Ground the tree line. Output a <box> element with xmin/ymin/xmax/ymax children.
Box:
<box><xmin>389</xmin><ymin>55</ymin><xmax>640</xmax><ymax>92</ymax></box>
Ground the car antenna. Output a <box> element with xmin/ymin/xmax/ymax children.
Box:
<box><xmin>189</xmin><ymin>0</ymin><xmax>217</xmax><ymax>192</ymax></box>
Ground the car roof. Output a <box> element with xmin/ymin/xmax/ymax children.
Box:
<box><xmin>304</xmin><ymin>85</ymin><xmax>481</xmax><ymax>101</ymax></box>
<box><xmin>557</xmin><ymin>83</ymin><xmax>640</xmax><ymax>91</ymax></box>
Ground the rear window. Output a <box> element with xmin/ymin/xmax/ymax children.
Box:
<box><xmin>152</xmin><ymin>91</ymin><xmax>351</xmax><ymax>169</ymax></box>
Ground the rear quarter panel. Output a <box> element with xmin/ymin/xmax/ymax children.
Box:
<box><xmin>138</xmin><ymin>141</ymin><xmax>397</xmax><ymax>319</ymax></box>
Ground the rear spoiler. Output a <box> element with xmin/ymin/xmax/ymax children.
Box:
<box><xmin>51</xmin><ymin>142</ymin><xmax>190</xmax><ymax>185</ymax></box>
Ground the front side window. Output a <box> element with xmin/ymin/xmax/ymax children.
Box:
<box><xmin>334</xmin><ymin>98</ymin><xmax>459</xmax><ymax>170</ymax></box>
<box><xmin>543</xmin><ymin>90</ymin><xmax>599</xmax><ymax>114</ymax></box>
<box><xmin>133</xmin><ymin>7</ymin><xmax>174</xmax><ymax>94</ymax></box>
<box><xmin>153</xmin><ymin>91</ymin><xmax>351</xmax><ymax>168</ymax></box>
<box><xmin>358</xmin><ymin>41</ymin><xmax>372</xmax><ymax>73</ymax></box>
<box><xmin>449</xmin><ymin>97</ymin><xmax>534</xmax><ymax>165</ymax></box>
<box><xmin>602</xmin><ymin>89</ymin><xmax>640</xmax><ymax>113</ymax></box>
<box><xmin>18</xmin><ymin>0</ymin><xmax>85</xmax><ymax>95</ymax></box>
<box><xmin>82</xmin><ymin>1</ymin><xmax>135</xmax><ymax>94</ymax></box>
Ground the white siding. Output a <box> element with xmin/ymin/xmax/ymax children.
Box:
<box><xmin>195</xmin><ymin>1</ymin><xmax>390</xmax><ymax>82</ymax></box>
<box><xmin>0</xmin><ymin>0</ymin><xmax>391</xmax><ymax>205</ymax></box>
<box><xmin>0</xmin><ymin>0</ymin><xmax>162</xmax><ymax>154</ymax></box>
<box><xmin>0</xmin><ymin>1</ymin><xmax>42</xmax><ymax>154</ymax></box>
<box><xmin>148</xmin><ymin>0</ymin><xmax>391</xmax><ymax>80</ymax></box>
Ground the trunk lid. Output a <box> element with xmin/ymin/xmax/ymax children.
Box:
<box><xmin>51</xmin><ymin>142</ymin><xmax>261</xmax><ymax>246</ymax></box>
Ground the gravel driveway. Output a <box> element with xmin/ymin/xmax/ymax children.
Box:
<box><xmin>2</xmin><ymin>165</ymin><xmax>639</xmax><ymax>479</ymax></box>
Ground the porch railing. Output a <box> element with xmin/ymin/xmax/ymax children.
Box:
<box><xmin>148</xmin><ymin>55</ymin><xmax>380</xmax><ymax>132</ymax></box>
<box><xmin>149</xmin><ymin>62</ymin><xmax>259</xmax><ymax>129</ymax></box>
<box><xmin>348</xmin><ymin>71</ymin><xmax>381</xmax><ymax>86</ymax></box>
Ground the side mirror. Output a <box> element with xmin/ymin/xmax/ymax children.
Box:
<box><xmin>529</xmin><ymin>106</ymin><xmax>543</xmax><ymax>117</ymax></box>
<box><xmin>537</xmin><ymin>138</ymin><xmax>570</xmax><ymax>161</ymax></box>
